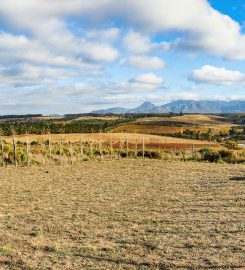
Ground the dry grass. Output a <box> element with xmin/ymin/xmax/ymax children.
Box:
<box><xmin>112</xmin><ymin>124</ymin><xmax>184</xmax><ymax>134</ymax></box>
<box><xmin>112</xmin><ymin>124</ymin><xmax>232</xmax><ymax>136</ymax></box>
<box><xmin>73</xmin><ymin>116</ymin><xmax>121</xmax><ymax>121</ymax></box>
<box><xmin>0</xmin><ymin>160</ymin><xmax>244</xmax><ymax>269</ymax></box>
<box><xmin>135</xmin><ymin>115</ymin><xmax>233</xmax><ymax>126</ymax></box>
<box><xmin>112</xmin><ymin>115</ymin><xmax>235</xmax><ymax>135</ymax></box>
<box><xmin>2</xmin><ymin>133</ymin><xmax>217</xmax><ymax>152</ymax></box>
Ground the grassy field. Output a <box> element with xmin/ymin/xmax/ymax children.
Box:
<box><xmin>112</xmin><ymin>115</ymin><xmax>236</xmax><ymax>135</ymax></box>
<box><xmin>0</xmin><ymin>160</ymin><xmax>244</xmax><ymax>269</ymax></box>
<box><xmin>3</xmin><ymin>132</ymin><xmax>217</xmax><ymax>145</ymax></box>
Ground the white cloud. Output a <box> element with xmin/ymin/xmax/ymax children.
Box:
<box><xmin>123</xmin><ymin>30</ymin><xmax>152</xmax><ymax>54</ymax></box>
<box><xmin>189</xmin><ymin>65</ymin><xmax>245</xmax><ymax>85</ymax></box>
<box><xmin>80</xmin><ymin>41</ymin><xmax>119</xmax><ymax>62</ymax></box>
<box><xmin>0</xmin><ymin>0</ymin><xmax>245</xmax><ymax>114</ymax></box>
<box><xmin>111</xmin><ymin>73</ymin><xmax>164</xmax><ymax>93</ymax></box>
<box><xmin>130</xmin><ymin>73</ymin><xmax>164</xmax><ymax>85</ymax></box>
<box><xmin>86</xmin><ymin>27</ymin><xmax>120</xmax><ymax>42</ymax></box>
<box><xmin>123</xmin><ymin>30</ymin><xmax>171</xmax><ymax>54</ymax></box>
<box><xmin>125</xmin><ymin>55</ymin><xmax>165</xmax><ymax>69</ymax></box>
<box><xmin>1</xmin><ymin>0</ymin><xmax>245</xmax><ymax>59</ymax></box>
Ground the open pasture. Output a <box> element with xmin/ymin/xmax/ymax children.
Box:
<box><xmin>112</xmin><ymin>114</ymin><xmax>236</xmax><ymax>135</ymax></box>
<box><xmin>133</xmin><ymin>114</ymin><xmax>234</xmax><ymax>126</ymax></box>
<box><xmin>0</xmin><ymin>160</ymin><xmax>244</xmax><ymax>269</ymax></box>
<box><xmin>2</xmin><ymin>133</ymin><xmax>217</xmax><ymax>151</ymax></box>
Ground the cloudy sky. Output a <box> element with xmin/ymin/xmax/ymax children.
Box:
<box><xmin>0</xmin><ymin>0</ymin><xmax>244</xmax><ymax>114</ymax></box>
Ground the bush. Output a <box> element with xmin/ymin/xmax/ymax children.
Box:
<box><xmin>31</xmin><ymin>141</ymin><xmax>38</xmax><ymax>146</ymax></box>
<box><xmin>137</xmin><ymin>150</ymin><xmax>162</xmax><ymax>159</ymax></box>
<box><xmin>199</xmin><ymin>147</ymin><xmax>239</xmax><ymax>163</ymax></box>
<box><xmin>225</xmin><ymin>140</ymin><xmax>238</xmax><ymax>149</ymax></box>
<box><xmin>199</xmin><ymin>148</ymin><xmax>221</xmax><ymax>163</ymax></box>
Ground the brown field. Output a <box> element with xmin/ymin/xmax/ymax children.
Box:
<box><xmin>54</xmin><ymin>116</ymin><xmax>121</xmax><ymax>124</ymax></box>
<box><xmin>2</xmin><ymin>133</ymin><xmax>218</xmax><ymax>151</ymax></box>
<box><xmin>73</xmin><ymin>116</ymin><xmax>121</xmax><ymax>121</ymax></box>
<box><xmin>134</xmin><ymin>114</ymin><xmax>233</xmax><ymax>126</ymax></box>
<box><xmin>112</xmin><ymin>124</ymin><xmax>184</xmax><ymax>134</ymax></box>
<box><xmin>112</xmin><ymin>114</ymin><xmax>235</xmax><ymax>136</ymax></box>
<box><xmin>111</xmin><ymin>124</ymin><xmax>231</xmax><ymax>136</ymax></box>
<box><xmin>0</xmin><ymin>160</ymin><xmax>244</xmax><ymax>269</ymax></box>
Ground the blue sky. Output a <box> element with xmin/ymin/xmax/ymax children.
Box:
<box><xmin>0</xmin><ymin>0</ymin><xmax>244</xmax><ymax>114</ymax></box>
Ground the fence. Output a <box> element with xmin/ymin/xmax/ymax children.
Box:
<box><xmin>0</xmin><ymin>135</ymin><xmax>199</xmax><ymax>167</ymax></box>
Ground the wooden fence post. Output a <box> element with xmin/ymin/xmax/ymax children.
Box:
<box><xmin>142</xmin><ymin>138</ymin><xmax>145</xmax><ymax>159</ymax></box>
<box><xmin>1</xmin><ymin>138</ymin><xmax>4</xmax><ymax>166</ymax></box>
<box><xmin>192</xmin><ymin>144</ymin><xmax>195</xmax><ymax>159</ymax></box>
<box><xmin>49</xmin><ymin>138</ymin><xmax>52</xmax><ymax>165</ymax></box>
<box><xmin>13</xmin><ymin>136</ymin><xmax>17</xmax><ymax>167</ymax></box>
<box><xmin>110</xmin><ymin>133</ymin><xmax>113</xmax><ymax>160</ymax></box>
<box><xmin>126</xmin><ymin>137</ymin><xmax>129</xmax><ymax>159</ymax></box>
<box><xmin>26</xmin><ymin>132</ymin><xmax>29</xmax><ymax>166</ymax></box>
<box><xmin>59</xmin><ymin>139</ymin><xmax>62</xmax><ymax>165</ymax></box>
<box><xmin>99</xmin><ymin>140</ymin><xmax>102</xmax><ymax>161</ymax></box>
<box><xmin>80</xmin><ymin>137</ymin><xmax>83</xmax><ymax>163</ymax></box>
<box><xmin>135</xmin><ymin>140</ymin><xmax>138</xmax><ymax>158</ymax></box>
<box><xmin>90</xmin><ymin>141</ymin><xmax>93</xmax><ymax>160</ymax></box>
<box><xmin>69</xmin><ymin>140</ymin><xmax>73</xmax><ymax>165</ymax></box>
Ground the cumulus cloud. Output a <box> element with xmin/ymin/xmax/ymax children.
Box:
<box><xmin>112</xmin><ymin>73</ymin><xmax>164</xmax><ymax>93</ymax></box>
<box><xmin>123</xmin><ymin>30</ymin><xmax>171</xmax><ymax>54</ymax></box>
<box><xmin>125</xmin><ymin>55</ymin><xmax>165</xmax><ymax>69</ymax></box>
<box><xmin>130</xmin><ymin>73</ymin><xmax>164</xmax><ymax>85</ymax></box>
<box><xmin>123</xmin><ymin>31</ymin><xmax>152</xmax><ymax>54</ymax></box>
<box><xmin>1</xmin><ymin>0</ymin><xmax>245</xmax><ymax>60</ymax></box>
<box><xmin>0</xmin><ymin>0</ymin><xmax>244</xmax><ymax>113</ymax></box>
<box><xmin>86</xmin><ymin>27</ymin><xmax>120</xmax><ymax>42</ymax></box>
<box><xmin>189</xmin><ymin>65</ymin><xmax>245</xmax><ymax>85</ymax></box>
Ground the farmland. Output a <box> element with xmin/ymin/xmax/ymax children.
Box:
<box><xmin>0</xmin><ymin>160</ymin><xmax>244</xmax><ymax>269</ymax></box>
<box><xmin>112</xmin><ymin>114</ymin><xmax>236</xmax><ymax>135</ymax></box>
<box><xmin>0</xmin><ymin>132</ymin><xmax>220</xmax><ymax>167</ymax></box>
<box><xmin>0</xmin><ymin>114</ymin><xmax>244</xmax><ymax>269</ymax></box>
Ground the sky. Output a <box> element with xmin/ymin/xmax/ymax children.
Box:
<box><xmin>0</xmin><ymin>0</ymin><xmax>244</xmax><ymax>114</ymax></box>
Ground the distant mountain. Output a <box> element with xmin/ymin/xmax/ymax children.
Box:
<box><xmin>91</xmin><ymin>107</ymin><xmax>129</xmax><ymax>114</ymax></box>
<box><xmin>91</xmin><ymin>100</ymin><xmax>245</xmax><ymax>114</ymax></box>
<box><xmin>128</xmin><ymin>101</ymin><xmax>156</xmax><ymax>113</ymax></box>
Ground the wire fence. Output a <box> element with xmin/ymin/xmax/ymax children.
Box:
<box><xmin>0</xmin><ymin>135</ymin><xmax>200</xmax><ymax>167</ymax></box>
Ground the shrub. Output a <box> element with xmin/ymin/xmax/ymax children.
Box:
<box><xmin>199</xmin><ymin>148</ymin><xmax>221</xmax><ymax>163</ymax></box>
<box><xmin>31</xmin><ymin>141</ymin><xmax>38</xmax><ymax>145</ymax></box>
<box><xmin>225</xmin><ymin>140</ymin><xmax>238</xmax><ymax>149</ymax></box>
<box><xmin>137</xmin><ymin>150</ymin><xmax>162</xmax><ymax>159</ymax></box>
<box><xmin>199</xmin><ymin>147</ymin><xmax>240</xmax><ymax>163</ymax></box>
<box><xmin>17</xmin><ymin>150</ymin><xmax>27</xmax><ymax>165</ymax></box>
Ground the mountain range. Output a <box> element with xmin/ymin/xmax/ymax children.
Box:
<box><xmin>91</xmin><ymin>100</ymin><xmax>245</xmax><ymax>114</ymax></box>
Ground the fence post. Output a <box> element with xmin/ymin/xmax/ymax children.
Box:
<box><xmin>59</xmin><ymin>139</ymin><xmax>62</xmax><ymax>165</ymax></box>
<box><xmin>110</xmin><ymin>133</ymin><xmax>113</xmax><ymax>160</ymax></box>
<box><xmin>142</xmin><ymin>138</ymin><xmax>145</xmax><ymax>159</ymax></box>
<box><xmin>126</xmin><ymin>137</ymin><xmax>129</xmax><ymax>159</ymax></box>
<box><xmin>80</xmin><ymin>137</ymin><xmax>83</xmax><ymax>163</ymax></box>
<box><xmin>13</xmin><ymin>136</ymin><xmax>17</xmax><ymax>167</ymax></box>
<box><xmin>69</xmin><ymin>140</ymin><xmax>73</xmax><ymax>165</ymax></box>
<box><xmin>90</xmin><ymin>141</ymin><xmax>93</xmax><ymax>160</ymax></box>
<box><xmin>135</xmin><ymin>140</ymin><xmax>138</xmax><ymax>158</ymax></box>
<box><xmin>192</xmin><ymin>144</ymin><xmax>195</xmax><ymax>159</ymax></box>
<box><xmin>99</xmin><ymin>140</ymin><xmax>103</xmax><ymax>161</ymax></box>
<box><xmin>49</xmin><ymin>138</ymin><xmax>52</xmax><ymax>165</ymax></box>
<box><xmin>26</xmin><ymin>132</ymin><xmax>29</xmax><ymax>166</ymax></box>
<box><xmin>1</xmin><ymin>138</ymin><xmax>4</xmax><ymax>166</ymax></box>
